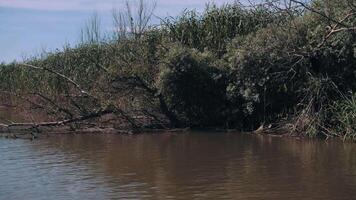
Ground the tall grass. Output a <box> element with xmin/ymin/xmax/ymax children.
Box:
<box><xmin>332</xmin><ymin>93</ymin><xmax>356</xmax><ymax>140</ymax></box>
<box><xmin>162</xmin><ymin>3</ymin><xmax>290</xmax><ymax>57</ymax></box>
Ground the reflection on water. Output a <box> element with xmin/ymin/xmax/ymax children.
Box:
<box><xmin>1</xmin><ymin>133</ymin><xmax>356</xmax><ymax>200</ymax></box>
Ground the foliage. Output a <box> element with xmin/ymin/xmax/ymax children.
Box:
<box><xmin>225</xmin><ymin>22</ymin><xmax>310</xmax><ymax>126</ymax></box>
<box><xmin>158</xmin><ymin>46</ymin><xmax>227</xmax><ymax>127</ymax></box>
<box><xmin>0</xmin><ymin>0</ymin><xmax>355</xmax><ymax>138</ymax></box>
<box><xmin>161</xmin><ymin>3</ymin><xmax>290</xmax><ymax>57</ymax></box>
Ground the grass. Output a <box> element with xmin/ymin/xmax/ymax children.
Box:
<box><xmin>332</xmin><ymin>93</ymin><xmax>356</xmax><ymax>141</ymax></box>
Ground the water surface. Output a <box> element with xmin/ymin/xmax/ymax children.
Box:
<box><xmin>1</xmin><ymin>133</ymin><xmax>356</xmax><ymax>200</ymax></box>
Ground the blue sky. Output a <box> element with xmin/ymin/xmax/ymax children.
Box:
<box><xmin>0</xmin><ymin>0</ymin><xmax>235</xmax><ymax>63</ymax></box>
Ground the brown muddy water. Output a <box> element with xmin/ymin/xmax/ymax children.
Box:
<box><xmin>1</xmin><ymin>133</ymin><xmax>356</xmax><ymax>200</ymax></box>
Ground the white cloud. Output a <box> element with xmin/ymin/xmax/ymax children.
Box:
<box><xmin>0</xmin><ymin>0</ymin><xmax>123</xmax><ymax>11</ymax></box>
<box><xmin>0</xmin><ymin>0</ymin><xmax>232</xmax><ymax>11</ymax></box>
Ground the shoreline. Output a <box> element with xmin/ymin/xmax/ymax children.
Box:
<box><xmin>0</xmin><ymin>126</ymin><xmax>311</xmax><ymax>141</ymax></box>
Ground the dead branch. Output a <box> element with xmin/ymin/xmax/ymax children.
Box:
<box><xmin>318</xmin><ymin>27</ymin><xmax>356</xmax><ymax>47</ymax></box>
<box><xmin>291</xmin><ymin>0</ymin><xmax>351</xmax><ymax>28</ymax></box>
<box><xmin>18</xmin><ymin>63</ymin><xmax>91</xmax><ymax>97</ymax></box>
<box><xmin>286</xmin><ymin>1</ymin><xmax>356</xmax><ymax>48</ymax></box>
<box><xmin>0</xmin><ymin>108</ymin><xmax>114</xmax><ymax>129</ymax></box>
<box><xmin>30</xmin><ymin>92</ymin><xmax>75</xmax><ymax>118</ymax></box>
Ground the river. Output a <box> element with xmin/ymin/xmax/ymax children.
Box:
<box><xmin>1</xmin><ymin>132</ymin><xmax>356</xmax><ymax>200</ymax></box>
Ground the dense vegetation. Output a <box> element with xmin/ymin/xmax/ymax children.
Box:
<box><xmin>0</xmin><ymin>0</ymin><xmax>355</xmax><ymax>140</ymax></box>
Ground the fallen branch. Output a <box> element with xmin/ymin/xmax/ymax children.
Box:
<box><xmin>0</xmin><ymin>108</ymin><xmax>114</xmax><ymax>129</ymax></box>
<box><xmin>18</xmin><ymin>63</ymin><xmax>91</xmax><ymax>97</ymax></box>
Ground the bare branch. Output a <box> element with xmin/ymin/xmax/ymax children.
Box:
<box><xmin>317</xmin><ymin>12</ymin><xmax>356</xmax><ymax>48</ymax></box>
<box><xmin>0</xmin><ymin>108</ymin><xmax>114</xmax><ymax>129</ymax></box>
<box><xmin>291</xmin><ymin>0</ymin><xmax>351</xmax><ymax>28</ymax></box>
<box><xmin>112</xmin><ymin>0</ymin><xmax>156</xmax><ymax>39</ymax></box>
<box><xmin>18</xmin><ymin>63</ymin><xmax>91</xmax><ymax>97</ymax></box>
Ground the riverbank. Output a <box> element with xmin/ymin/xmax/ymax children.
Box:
<box><xmin>0</xmin><ymin>0</ymin><xmax>355</xmax><ymax>141</ymax></box>
<box><xmin>0</xmin><ymin>124</ymin><xmax>311</xmax><ymax>141</ymax></box>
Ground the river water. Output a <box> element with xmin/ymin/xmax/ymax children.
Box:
<box><xmin>0</xmin><ymin>132</ymin><xmax>356</xmax><ymax>200</ymax></box>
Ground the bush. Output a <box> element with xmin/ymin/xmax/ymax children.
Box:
<box><xmin>158</xmin><ymin>46</ymin><xmax>227</xmax><ymax>127</ymax></box>
<box><xmin>224</xmin><ymin>22</ymin><xmax>311</xmax><ymax>126</ymax></box>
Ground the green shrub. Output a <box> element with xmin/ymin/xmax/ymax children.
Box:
<box><xmin>158</xmin><ymin>46</ymin><xmax>227</xmax><ymax>127</ymax></box>
<box><xmin>225</xmin><ymin>22</ymin><xmax>311</xmax><ymax>126</ymax></box>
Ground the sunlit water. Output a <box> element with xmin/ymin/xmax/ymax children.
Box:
<box><xmin>1</xmin><ymin>133</ymin><xmax>356</xmax><ymax>200</ymax></box>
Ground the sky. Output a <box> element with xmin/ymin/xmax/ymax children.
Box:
<box><xmin>0</xmin><ymin>0</ymin><xmax>236</xmax><ymax>63</ymax></box>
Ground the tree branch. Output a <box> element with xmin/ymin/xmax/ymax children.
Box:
<box><xmin>18</xmin><ymin>63</ymin><xmax>91</xmax><ymax>97</ymax></box>
<box><xmin>0</xmin><ymin>108</ymin><xmax>114</xmax><ymax>129</ymax></box>
<box><xmin>291</xmin><ymin>0</ymin><xmax>351</xmax><ymax>28</ymax></box>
